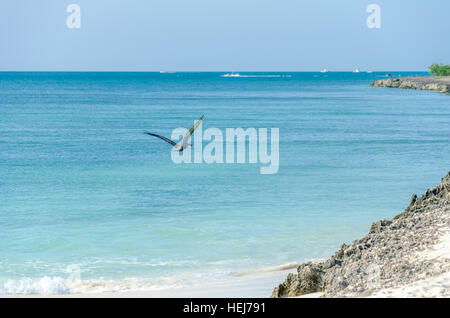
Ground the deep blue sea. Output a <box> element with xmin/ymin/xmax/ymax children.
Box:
<box><xmin>1</xmin><ymin>72</ymin><xmax>449</xmax><ymax>294</ymax></box>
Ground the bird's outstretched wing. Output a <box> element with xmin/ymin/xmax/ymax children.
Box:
<box><xmin>181</xmin><ymin>115</ymin><xmax>204</xmax><ymax>147</ymax></box>
<box><xmin>145</xmin><ymin>132</ymin><xmax>177</xmax><ymax>146</ymax></box>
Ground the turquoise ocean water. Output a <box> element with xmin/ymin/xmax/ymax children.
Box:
<box><xmin>1</xmin><ymin>72</ymin><xmax>449</xmax><ymax>294</ymax></box>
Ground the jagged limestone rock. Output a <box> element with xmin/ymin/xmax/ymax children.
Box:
<box><xmin>272</xmin><ymin>171</ymin><xmax>450</xmax><ymax>298</ymax></box>
<box><xmin>371</xmin><ymin>77</ymin><xmax>450</xmax><ymax>94</ymax></box>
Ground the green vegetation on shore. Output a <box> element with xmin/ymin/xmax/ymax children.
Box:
<box><xmin>429</xmin><ymin>63</ymin><xmax>450</xmax><ymax>76</ymax></box>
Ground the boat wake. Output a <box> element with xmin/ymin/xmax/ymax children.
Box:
<box><xmin>220</xmin><ymin>73</ymin><xmax>292</xmax><ymax>78</ymax></box>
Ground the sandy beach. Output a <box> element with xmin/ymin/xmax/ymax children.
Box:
<box><xmin>297</xmin><ymin>227</ymin><xmax>450</xmax><ymax>298</ymax></box>
<box><xmin>370</xmin><ymin>228</ymin><xmax>450</xmax><ymax>298</ymax></box>
<box><xmin>1</xmin><ymin>268</ymin><xmax>297</xmax><ymax>298</ymax></box>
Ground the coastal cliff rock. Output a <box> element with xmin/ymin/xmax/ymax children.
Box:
<box><xmin>272</xmin><ymin>172</ymin><xmax>450</xmax><ymax>297</ymax></box>
<box><xmin>370</xmin><ymin>77</ymin><xmax>450</xmax><ymax>94</ymax></box>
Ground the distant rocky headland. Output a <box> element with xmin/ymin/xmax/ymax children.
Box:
<box><xmin>371</xmin><ymin>76</ymin><xmax>450</xmax><ymax>94</ymax></box>
<box><xmin>272</xmin><ymin>172</ymin><xmax>450</xmax><ymax>297</ymax></box>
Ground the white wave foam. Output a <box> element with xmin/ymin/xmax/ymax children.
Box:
<box><xmin>0</xmin><ymin>262</ymin><xmax>300</xmax><ymax>295</ymax></box>
<box><xmin>0</xmin><ymin>277</ymin><xmax>71</xmax><ymax>294</ymax></box>
<box><xmin>0</xmin><ymin>275</ymin><xmax>195</xmax><ymax>295</ymax></box>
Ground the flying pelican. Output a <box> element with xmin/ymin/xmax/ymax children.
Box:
<box><xmin>144</xmin><ymin>115</ymin><xmax>204</xmax><ymax>152</ymax></box>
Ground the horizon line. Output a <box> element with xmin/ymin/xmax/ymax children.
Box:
<box><xmin>0</xmin><ymin>70</ymin><xmax>429</xmax><ymax>73</ymax></box>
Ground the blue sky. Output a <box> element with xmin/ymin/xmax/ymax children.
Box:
<box><xmin>1</xmin><ymin>0</ymin><xmax>449</xmax><ymax>71</ymax></box>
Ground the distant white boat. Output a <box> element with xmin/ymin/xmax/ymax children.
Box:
<box><xmin>353</xmin><ymin>68</ymin><xmax>361</xmax><ymax>73</ymax></box>
<box><xmin>320</xmin><ymin>69</ymin><xmax>329</xmax><ymax>73</ymax></box>
<box><xmin>221</xmin><ymin>72</ymin><xmax>242</xmax><ymax>77</ymax></box>
<box><xmin>159</xmin><ymin>70</ymin><xmax>176</xmax><ymax>74</ymax></box>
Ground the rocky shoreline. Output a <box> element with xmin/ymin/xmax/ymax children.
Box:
<box><xmin>370</xmin><ymin>76</ymin><xmax>450</xmax><ymax>94</ymax></box>
<box><xmin>272</xmin><ymin>172</ymin><xmax>450</xmax><ymax>297</ymax></box>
